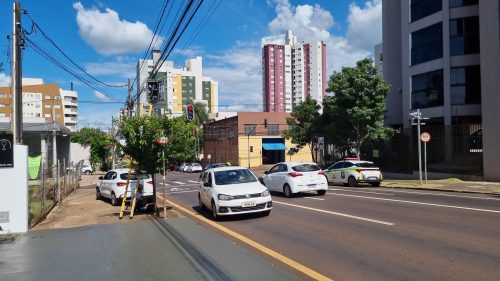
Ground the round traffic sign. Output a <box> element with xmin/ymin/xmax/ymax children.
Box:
<box><xmin>420</xmin><ymin>132</ymin><xmax>431</xmax><ymax>143</ymax></box>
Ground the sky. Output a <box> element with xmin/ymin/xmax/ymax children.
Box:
<box><xmin>0</xmin><ymin>0</ymin><xmax>382</xmax><ymax>129</ymax></box>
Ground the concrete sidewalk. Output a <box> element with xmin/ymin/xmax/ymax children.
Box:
<box><xmin>0</xmin><ymin>218</ymin><xmax>300</xmax><ymax>281</ymax></box>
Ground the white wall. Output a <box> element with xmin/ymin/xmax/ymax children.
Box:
<box><xmin>0</xmin><ymin>145</ymin><xmax>28</xmax><ymax>233</ymax></box>
<box><xmin>70</xmin><ymin>142</ymin><xmax>90</xmax><ymax>165</ymax></box>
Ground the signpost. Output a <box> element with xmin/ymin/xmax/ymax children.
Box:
<box><xmin>420</xmin><ymin>132</ymin><xmax>431</xmax><ymax>183</ymax></box>
<box><xmin>0</xmin><ymin>134</ymin><xmax>14</xmax><ymax>168</ymax></box>
<box><xmin>157</xmin><ymin>130</ymin><xmax>168</xmax><ymax>217</ymax></box>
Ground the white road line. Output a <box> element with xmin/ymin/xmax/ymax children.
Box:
<box><xmin>168</xmin><ymin>183</ymin><xmax>199</xmax><ymax>188</ymax></box>
<box><xmin>159</xmin><ymin>183</ymin><xmax>169</xmax><ymax>186</ymax></box>
<box><xmin>303</xmin><ymin>197</ymin><xmax>326</xmax><ymax>201</ymax></box>
<box><xmin>188</xmin><ymin>180</ymin><xmax>199</xmax><ymax>184</ymax></box>
<box><xmin>167</xmin><ymin>190</ymin><xmax>198</xmax><ymax>194</ymax></box>
<box><xmin>173</xmin><ymin>181</ymin><xmax>184</xmax><ymax>185</ymax></box>
<box><xmin>273</xmin><ymin>201</ymin><xmax>394</xmax><ymax>226</ymax></box>
<box><xmin>376</xmin><ymin>188</ymin><xmax>500</xmax><ymax>201</ymax></box>
<box><xmin>327</xmin><ymin>192</ymin><xmax>500</xmax><ymax>214</ymax></box>
<box><xmin>329</xmin><ymin>188</ymin><xmax>395</xmax><ymax>196</ymax></box>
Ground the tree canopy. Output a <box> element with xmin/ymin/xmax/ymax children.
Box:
<box><xmin>70</xmin><ymin>127</ymin><xmax>114</xmax><ymax>170</ymax></box>
<box><xmin>324</xmin><ymin>57</ymin><xmax>392</xmax><ymax>157</ymax></box>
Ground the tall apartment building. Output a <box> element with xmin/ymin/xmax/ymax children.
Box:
<box><xmin>135</xmin><ymin>52</ymin><xmax>218</xmax><ymax>117</ymax></box>
<box><xmin>262</xmin><ymin>30</ymin><xmax>327</xmax><ymax>112</ymax></box>
<box><xmin>0</xmin><ymin>78</ymin><xmax>79</xmax><ymax>131</ymax></box>
<box><xmin>382</xmin><ymin>0</ymin><xmax>500</xmax><ymax>180</ymax></box>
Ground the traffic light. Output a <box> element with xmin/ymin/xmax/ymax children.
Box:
<box><xmin>147</xmin><ymin>79</ymin><xmax>159</xmax><ymax>104</ymax></box>
<box><xmin>264</xmin><ymin>118</ymin><xmax>268</xmax><ymax>129</ymax></box>
<box><xmin>250</xmin><ymin>146</ymin><xmax>254</xmax><ymax>152</ymax></box>
<box><xmin>186</xmin><ymin>104</ymin><xmax>195</xmax><ymax>121</ymax></box>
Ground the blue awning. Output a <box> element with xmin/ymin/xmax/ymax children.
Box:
<box><xmin>262</xmin><ymin>143</ymin><xmax>286</xmax><ymax>150</ymax></box>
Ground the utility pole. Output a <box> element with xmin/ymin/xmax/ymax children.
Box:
<box><xmin>127</xmin><ymin>79</ymin><xmax>132</xmax><ymax>117</ymax></box>
<box><xmin>410</xmin><ymin>109</ymin><xmax>428</xmax><ymax>185</ymax></box>
<box><xmin>111</xmin><ymin>116</ymin><xmax>115</xmax><ymax>169</ymax></box>
<box><xmin>52</xmin><ymin>97</ymin><xmax>57</xmax><ymax>176</ymax></box>
<box><xmin>11</xmin><ymin>2</ymin><xmax>23</xmax><ymax>144</ymax></box>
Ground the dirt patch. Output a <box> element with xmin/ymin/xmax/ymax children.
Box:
<box><xmin>33</xmin><ymin>178</ymin><xmax>182</xmax><ymax>230</ymax></box>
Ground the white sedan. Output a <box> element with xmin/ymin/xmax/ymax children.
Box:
<box><xmin>261</xmin><ymin>162</ymin><xmax>328</xmax><ymax>198</ymax></box>
<box><xmin>96</xmin><ymin>169</ymin><xmax>154</xmax><ymax>206</ymax></box>
<box><xmin>187</xmin><ymin>163</ymin><xmax>203</xmax><ymax>173</ymax></box>
<box><xmin>198</xmin><ymin>166</ymin><xmax>272</xmax><ymax>219</ymax></box>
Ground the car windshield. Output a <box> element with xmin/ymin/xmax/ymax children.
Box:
<box><xmin>193</xmin><ymin>164</ymin><xmax>201</xmax><ymax>167</ymax></box>
<box><xmin>120</xmin><ymin>173</ymin><xmax>150</xmax><ymax>180</ymax></box>
<box><xmin>214</xmin><ymin>169</ymin><xmax>257</xmax><ymax>185</ymax></box>
<box><xmin>356</xmin><ymin>162</ymin><xmax>376</xmax><ymax>168</ymax></box>
<box><xmin>292</xmin><ymin>164</ymin><xmax>321</xmax><ymax>172</ymax></box>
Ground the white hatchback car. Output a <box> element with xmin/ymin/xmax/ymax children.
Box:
<box><xmin>179</xmin><ymin>163</ymin><xmax>193</xmax><ymax>172</ymax></box>
<box><xmin>187</xmin><ymin>163</ymin><xmax>203</xmax><ymax>173</ymax></box>
<box><xmin>96</xmin><ymin>169</ymin><xmax>154</xmax><ymax>206</ymax></box>
<box><xmin>198</xmin><ymin>166</ymin><xmax>272</xmax><ymax>219</ymax></box>
<box><xmin>262</xmin><ymin>162</ymin><xmax>328</xmax><ymax>198</ymax></box>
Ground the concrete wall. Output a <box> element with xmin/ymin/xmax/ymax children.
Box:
<box><xmin>70</xmin><ymin>142</ymin><xmax>90</xmax><ymax>165</ymax></box>
<box><xmin>480</xmin><ymin>0</ymin><xmax>500</xmax><ymax>181</ymax></box>
<box><xmin>0</xmin><ymin>145</ymin><xmax>28</xmax><ymax>233</ymax></box>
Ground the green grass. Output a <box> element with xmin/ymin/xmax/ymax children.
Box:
<box><xmin>29</xmin><ymin>199</ymin><xmax>54</xmax><ymax>223</ymax></box>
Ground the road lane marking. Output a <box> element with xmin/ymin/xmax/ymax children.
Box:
<box><xmin>167</xmin><ymin>190</ymin><xmax>198</xmax><ymax>194</ymax></box>
<box><xmin>188</xmin><ymin>180</ymin><xmax>199</xmax><ymax>184</ymax></box>
<box><xmin>327</xmin><ymin>192</ymin><xmax>500</xmax><ymax>214</ymax></box>
<box><xmin>168</xmin><ymin>183</ymin><xmax>199</xmax><ymax>188</ymax></box>
<box><xmin>273</xmin><ymin>201</ymin><xmax>394</xmax><ymax>226</ymax></box>
<box><xmin>173</xmin><ymin>181</ymin><xmax>184</xmax><ymax>185</ymax></box>
<box><xmin>159</xmin><ymin>183</ymin><xmax>169</xmax><ymax>186</ymax></box>
<box><xmin>303</xmin><ymin>197</ymin><xmax>326</xmax><ymax>201</ymax></box>
<box><xmin>163</xmin><ymin>197</ymin><xmax>334</xmax><ymax>281</ymax></box>
<box><xmin>375</xmin><ymin>188</ymin><xmax>500</xmax><ymax>201</ymax></box>
<box><xmin>329</xmin><ymin>188</ymin><xmax>395</xmax><ymax>196</ymax></box>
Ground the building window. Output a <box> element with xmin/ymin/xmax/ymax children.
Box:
<box><xmin>0</xmin><ymin>103</ymin><xmax>5</xmax><ymax>107</ymax></box>
<box><xmin>449</xmin><ymin>0</ymin><xmax>478</xmax><ymax>8</ymax></box>
<box><xmin>411</xmin><ymin>0</ymin><xmax>442</xmax><ymax>22</ymax></box>
<box><xmin>267</xmin><ymin>124</ymin><xmax>279</xmax><ymax>135</ymax></box>
<box><xmin>450</xmin><ymin>17</ymin><xmax>479</xmax><ymax>56</ymax></box>
<box><xmin>411</xmin><ymin>23</ymin><xmax>443</xmax><ymax>65</ymax></box>
<box><xmin>245</xmin><ymin>125</ymin><xmax>256</xmax><ymax>136</ymax></box>
<box><xmin>450</xmin><ymin>65</ymin><xmax>481</xmax><ymax>105</ymax></box>
<box><xmin>411</xmin><ymin>69</ymin><xmax>443</xmax><ymax>109</ymax></box>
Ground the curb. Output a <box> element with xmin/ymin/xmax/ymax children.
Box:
<box><xmin>378</xmin><ymin>184</ymin><xmax>500</xmax><ymax>196</ymax></box>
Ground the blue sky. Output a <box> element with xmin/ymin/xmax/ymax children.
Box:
<box><xmin>0</xmin><ymin>0</ymin><xmax>382</xmax><ymax>129</ymax></box>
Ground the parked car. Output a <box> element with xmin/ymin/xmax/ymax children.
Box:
<box><xmin>81</xmin><ymin>164</ymin><xmax>93</xmax><ymax>175</ymax></box>
<box><xmin>187</xmin><ymin>163</ymin><xmax>203</xmax><ymax>173</ymax></box>
<box><xmin>204</xmin><ymin>163</ymin><xmax>226</xmax><ymax>171</ymax></box>
<box><xmin>198</xmin><ymin>166</ymin><xmax>272</xmax><ymax>219</ymax></box>
<box><xmin>168</xmin><ymin>163</ymin><xmax>179</xmax><ymax>171</ymax></box>
<box><xmin>261</xmin><ymin>162</ymin><xmax>328</xmax><ymax>198</ymax></box>
<box><xmin>323</xmin><ymin>159</ymin><xmax>383</xmax><ymax>187</ymax></box>
<box><xmin>179</xmin><ymin>163</ymin><xmax>193</xmax><ymax>172</ymax></box>
<box><xmin>96</xmin><ymin>169</ymin><xmax>154</xmax><ymax>206</ymax></box>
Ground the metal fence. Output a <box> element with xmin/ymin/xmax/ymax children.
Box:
<box><xmin>360</xmin><ymin>124</ymin><xmax>483</xmax><ymax>175</ymax></box>
<box><xmin>28</xmin><ymin>159</ymin><xmax>83</xmax><ymax>227</ymax></box>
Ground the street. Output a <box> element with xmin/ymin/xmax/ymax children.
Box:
<box><xmin>161</xmin><ymin>171</ymin><xmax>500</xmax><ymax>281</ymax></box>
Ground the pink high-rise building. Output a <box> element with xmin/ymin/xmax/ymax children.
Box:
<box><xmin>262</xmin><ymin>30</ymin><xmax>327</xmax><ymax>112</ymax></box>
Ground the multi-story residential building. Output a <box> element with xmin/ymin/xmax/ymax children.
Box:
<box><xmin>374</xmin><ymin>43</ymin><xmax>383</xmax><ymax>77</ymax></box>
<box><xmin>382</xmin><ymin>0</ymin><xmax>500</xmax><ymax>180</ymax></box>
<box><xmin>262</xmin><ymin>30</ymin><xmax>327</xmax><ymax>112</ymax></box>
<box><xmin>60</xmin><ymin>88</ymin><xmax>79</xmax><ymax>132</ymax></box>
<box><xmin>135</xmin><ymin>52</ymin><xmax>218</xmax><ymax>117</ymax></box>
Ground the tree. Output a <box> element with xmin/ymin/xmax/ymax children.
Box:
<box><xmin>325</xmin><ymin>57</ymin><xmax>393</xmax><ymax>158</ymax></box>
<box><xmin>71</xmin><ymin>128</ymin><xmax>114</xmax><ymax>171</ymax></box>
<box><xmin>118</xmin><ymin>115</ymin><xmax>196</xmax><ymax>215</ymax></box>
<box><xmin>283</xmin><ymin>97</ymin><xmax>321</xmax><ymax>162</ymax></box>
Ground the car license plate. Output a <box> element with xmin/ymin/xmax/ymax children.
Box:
<box><xmin>241</xmin><ymin>201</ymin><xmax>256</xmax><ymax>207</ymax></box>
<box><xmin>368</xmin><ymin>177</ymin><xmax>378</xmax><ymax>180</ymax></box>
<box><xmin>307</xmin><ymin>184</ymin><xmax>317</xmax><ymax>187</ymax></box>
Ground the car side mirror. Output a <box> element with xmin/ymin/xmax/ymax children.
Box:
<box><xmin>98</xmin><ymin>176</ymin><xmax>103</xmax><ymax>180</ymax></box>
<box><xmin>203</xmin><ymin>182</ymin><xmax>212</xmax><ymax>188</ymax></box>
<box><xmin>264</xmin><ymin>171</ymin><xmax>269</xmax><ymax>175</ymax></box>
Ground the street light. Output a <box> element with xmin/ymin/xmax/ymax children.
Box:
<box><xmin>409</xmin><ymin>109</ymin><xmax>429</xmax><ymax>184</ymax></box>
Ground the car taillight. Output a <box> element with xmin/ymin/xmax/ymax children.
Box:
<box><xmin>116</xmin><ymin>182</ymin><xmax>127</xmax><ymax>186</ymax></box>
<box><xmin>318</xmin><ymin>171</ymin><xmax>325</xmax><ymax>175</ymax></box>
<box><xmin>147</xmin><ymin>180</ymin><xmax>153</xmax><ymax>184</ymax></box>
<box><xmin>288</xmin><ymin>172</ymin><xmax>303</xmax><ymax>177</ymax></box>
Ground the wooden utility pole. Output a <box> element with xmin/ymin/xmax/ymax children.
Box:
<box><xmin>11</xmin><ymin>2</ymin><xmax>23</xmax><ymax>144</ymax></box>
<box><xmin>127</xmin><ymin>79</ymin><xmax>132</xmax><ymax>117</ymax></box>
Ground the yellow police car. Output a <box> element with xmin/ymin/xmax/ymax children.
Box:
<box><xmin>324</xmin><ymin>159</ymin><xmax>383</xmax><ymax>187</ymax></box>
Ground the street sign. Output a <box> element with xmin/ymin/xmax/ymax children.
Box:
<box><xmin>0</xmin><ymin>133</ymin><xmax>14</xmax><ymax>168</ymax></box>
<box><xmin>317</xmin><ymin>137</ymin><xmax>324</xmax><ymax>150</ymax></box>
<box><xmin>420</xmin><ymin>132</ymin><xmax>431</xmax><ymax>143</ymax></box>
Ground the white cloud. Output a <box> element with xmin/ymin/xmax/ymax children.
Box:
<box><xmin>85</xmin><ymin>59</ymin><xmax>135</xmax><ymax>79</ymax></box>
<box><xmin>205</xmin><ymin>47</ymin><xmax>262</xmax><ymax>112</ymax></box>
<box><xmin>93</xmin><ymin>90</ymin><xmax>110</xmax><ymax>101</ymax></box>
<box><xmin>346</xmin><ymin>0</ymin><xmax>382</xmax><ymax>53</ymax></box>
<box><xmin>73</xmin><ymin>2</ymin><xmax>162</xmax><ymax>55</ymax></box>
<box><xmin>0</xmin><ymin>73</ymin><xmax>10</xmax><ymax>86</ymax></box>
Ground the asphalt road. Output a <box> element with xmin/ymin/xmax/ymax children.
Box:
<box><xmin>160</xmin><ymin>170</ymin><xmax>500</xmax><ymax>281</ymax></box>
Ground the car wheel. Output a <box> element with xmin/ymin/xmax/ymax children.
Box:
<box><xmin>85</xmin><ymin>170</ymin><xmax>91</xmax><ymax>175</ymax></box>
<box><xmin>317</xmin><ymin>190</ymin><xmax>326</xmax><ymax>196</ymax></box>
<box><xmin>111</xmin><ymin>192</ymin><xmax>119</xmax><ymax>206</ymax></box>
<box><xmin>198</xmin><ymin>194</ymin><xmax>205</xmax><ymax>211</ymax></box>
<box><xmin>283</xmin><ymin>184</ymin><xmax>293</xmax><ymax>198</ymax></box>
<box><xmin>96</xmin><ymin>187</ymin><xmax>102</xmax><ymax>200</ymax></box>
<box><xmin>211</xmin><ymin>201</ymin><xmax>218</xmax><ymax>220</ymax></box>
<box><xmin>348</xmin><ymin>176</ymin><xmax>358</xmax><ymax>187</ymax></box>
<box><xmin>371</xmin><ymin>182</ymin><xmax>381</xmax><ymax>187</ymax></box>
